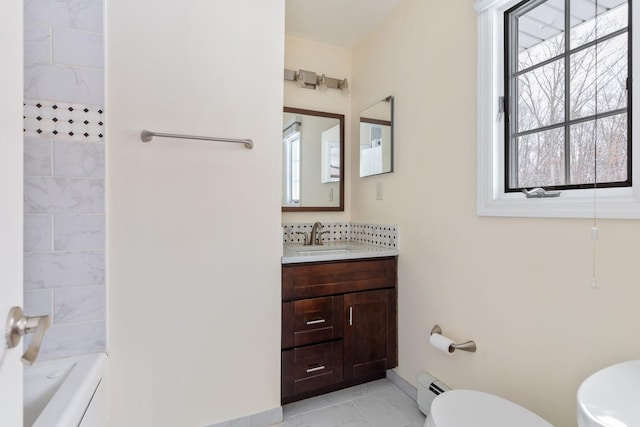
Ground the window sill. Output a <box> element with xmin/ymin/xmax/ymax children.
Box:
<box><xmin>478</xmin><ymin>188</ymin><xmax>640</xmax><ymax>219</ymax></box>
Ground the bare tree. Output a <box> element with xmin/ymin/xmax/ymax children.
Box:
<box><xmin>511</xmin><ymin>4</ymin><xmax>628</xmax><ymax>188</ymax></box>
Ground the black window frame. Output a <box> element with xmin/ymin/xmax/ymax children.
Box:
<box><xmin>504</xmin><ymin>0</ymin><xmax>632</xmax><ymax>193</ymax></box>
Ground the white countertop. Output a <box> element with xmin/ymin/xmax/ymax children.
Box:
<box><xmin>282</xmin><ymin>241</ymin><xmax>399</xmax><ymax>264</ymax></box>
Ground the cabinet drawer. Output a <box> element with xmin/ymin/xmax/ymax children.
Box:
<box><xmin>282</xmin><ymin>341</ymin><xmax>343</xmax><ymax>399</ymax></box>
<box><xmin>282</xmin><ymin>257</ymin><xmax>397</xmax><ymax>301</ymax></box>
<box><xmin>282</xmin><ymin>296</ymin><xmax>344</xmax><ymax>349</ymax></box>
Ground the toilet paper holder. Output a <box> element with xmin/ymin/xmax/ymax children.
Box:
<box><xmin>430</xmin><ymin>325</ymin><xmax>477</xmax><ymax>353</ymax></box>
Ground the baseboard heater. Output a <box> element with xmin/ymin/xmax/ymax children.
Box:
<box><xmin>417</xmin><ymin>372</ymin><xmax>451</xmax><ymax>417</ymax></box>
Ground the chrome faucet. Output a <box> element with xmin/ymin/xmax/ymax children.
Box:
<box><xmin>310</xmin><ymin>221</ymin><xmax>323</xmax><ymax>245</ymax></box>
<box><xmin>295</xmin><ymin>222</ymin><xmax>329</xmax><ymax>246</ymax></box>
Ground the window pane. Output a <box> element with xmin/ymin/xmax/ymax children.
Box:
<box><xmin>570</xmin><ymin>0</ymin><xmax>627</xmax><ymax>49</ymax></box>
<box><xmin>569</xmin><ymin>114</ymin><xmax>628</xmax><ymax>184</ymax></box>
<box><xmin>570</xmin><ymin>33</ymin><xmax>628</xmax><ymax>119</ymax></box>
<box><xmin>517</xmin><ymin>0</ymin><xmax>565</xmax><ymax>70</ymax></box>
<box><xmin>516</xmin><ymin>128</ymin><xmax>565</xmax><ymax>187</ymax></box>
<box><xmin>596</xmin><ymin>34</ymin><xmax>628</xmax><ymax>113</ymax></box>
<box><xmin>517</xmin><ymin>58</ymin><xmax>565</xmax><ymax>132</ymax></box>
<box><xmin>291</xmin><ymin>137</ymin><xmax>301</xmax><ymax>201</ymax></box>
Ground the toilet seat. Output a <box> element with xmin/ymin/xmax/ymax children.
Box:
<box><xmin>425</xmin><ymin>389</ymin><xmax>553</xmax><ymax>427</ymax></box>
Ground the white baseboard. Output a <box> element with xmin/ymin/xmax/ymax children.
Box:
<box><xmin>386</xmin><ymin>369</ymin><xmax>417</xmax><ymax>402</ymax></box>
<box><xmin>207</xmin><ymin>406</ymin><xmax>283</xmax><ymax>427</ymax></box>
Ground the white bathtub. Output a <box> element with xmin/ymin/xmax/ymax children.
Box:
<box><xmin>24</xmin><ymin>352</ymin><xmax>107</xmax><ymax>427</ymax></box>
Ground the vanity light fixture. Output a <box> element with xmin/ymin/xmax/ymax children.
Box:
<box><xmin>284</xmin><ymin>68</ymin><xmax>349</xmax><ymax>93</ymax></box>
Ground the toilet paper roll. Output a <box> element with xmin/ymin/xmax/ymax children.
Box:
<box><xmin>430</xmin><ymin>333</ymin><xmax>455</xmax><ymax>354</ymax></box>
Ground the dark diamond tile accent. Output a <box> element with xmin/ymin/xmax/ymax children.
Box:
<box><xmin>52</xmin><ymin>118</ymin><xmax>58</xmax><ymax>122</ymax></box>
<box><xmin>83</xmin><ymin>133</ymin><xmax>89</xmax><ymax>137</ymax></box>
<box><xmin>36</xmin><ymin>103</ymin><xmax>42</xmax><ymax>108</ymax></box>
<box><xmin>68</xmin><ymin>132</ymin><xmax>74</xmax><ymax>136</ymax></box>
<box><xmin>68</xmin><ymin>107</ymin><xmax>74</xmax><ymax>111</ymax></box>
<box><xmin>52</xmin><ymin>105</ymin><xmax>58</xmax><ymax>109</ymax></box>
<box><xmin>36</xmin><ymin>129</ymin><xmax>42</xmax><ymax>134</ymax></box>
<box><xmin>98</xmin><ymin>122</ymin><xmax>103</xmax><ymax>126</ymax></box>
<box><xmin>53</xmin><ymin>130</ymin><xmax>58</xmax><ymax>135</ymax></box>
<box><xmin>98</xmin><ymin>134</ymin><xmax>103</xmax><ymax>138</ymax></box>
<box><xmin>36</xmin><ymin>116</ymin><xmax>42</xmax><ymax>121</ymax></box>
<box><xmin>68</xmin><ymin>119</ymin><xmax>73</xmax><ymax>124</ymax></box>
<box><xmin>83</xmin><ymin>108</ymin><xmax>89</xmax><ymax>113</ymax></box>
<box><xmin>98</xmin><ymin>109</ymin><xmax>103</xmax><ymax>114</ymax></box>
<box><xmin>83</xmin><ymin>120</ymin><xmax>89</xmax><ymax>125</ymax></box>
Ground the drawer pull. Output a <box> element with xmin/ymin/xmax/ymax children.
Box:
<box><xmin>306</xmin><ymin>365</ymin><xmax>326</xmax><ymax>373</ymax></box>
<box><xmin>348</xmin><ymin>306</ymin><xmax>353</xmax><ymax>326</ymax></box>
<box><xmin>305</xmin><ymin>319</ymin><xmax>326</xmax><ymax>325</ymax></box>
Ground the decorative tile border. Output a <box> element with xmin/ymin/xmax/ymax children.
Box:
<box><xmin>282</xmin><ymin>222</ymin><xmax>350</xmax><ymax>244</ymax></box>
<box><xmin>282</xmin><ymin>222</ymin><xmax>398</xmax><ymax>248</ymax></box>
<box><xmin>351</xmin><ymin>223</ymin><xmax>398</xmax><ymax>248</ymax></box>
<box><xmin>24</xmin><ymin>98</ymin><xmax>104</xmax><ymax>142</ymax></box>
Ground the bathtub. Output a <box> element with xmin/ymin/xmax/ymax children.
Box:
<box><xmin>24</xmin><ymin>352</ymin><xmax>107</xmax><ymax>427</ymax></box>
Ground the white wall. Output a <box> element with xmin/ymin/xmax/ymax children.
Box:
<box><xmin>106</xmin><ymin>1</ymin><xmax>284</xmax><ymax>425</ymax></box>
<box><xmin>0</xmin><ymin>2</ymin><xmax>24</xmax><ymax>426</ymax></box>
<box><xmin>283</xmin><ymin>35</ymin><xmax>352</xmax><ymax>222</ymax></box>
<box><xmin>351</xmin><ymin>1</ymin><xmax>640</xmax><ymax>426</ymax></box>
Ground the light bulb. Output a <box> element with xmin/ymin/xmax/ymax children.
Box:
<box><xmin>317</xmin><ymin>74</ymin><xmax>328</xmax><ymax>92</ymax></box>
<box><xmin>295</xmin><ymin>71</ymin><xmax>305</xmax><ymax>88</ymax></box>
<box><xmin>340</xmin><ymin>78</ymin><xmax>349</xmax><ymax>95</ymax></box>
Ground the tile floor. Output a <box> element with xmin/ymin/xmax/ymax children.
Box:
<box><xmin>275</xmin><ymin>379</ymin><xmax>426</xmax><ymax>427</ymax></box>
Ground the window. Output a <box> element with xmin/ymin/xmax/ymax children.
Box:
<box><xmin>283</xmin><ymin>121</ymin><xmax>301</xmax><ymax>206</ymax></box>
<box><xmin>475</xmin><ymin>0</ymin><xmax>640</xmax><ymax>218</ymax></box>
<box><xmin>504</xmin><ymin>0</ymin><xmax>630</xmax><ymax>192</ymax></box>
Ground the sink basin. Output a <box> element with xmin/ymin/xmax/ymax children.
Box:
<box><xmin>577</xmin><ymin>360</ymin><xmax>640</xmax><ymax>427</ymax></box>
<box><xmin>296</xmin><ymin>245</ymin><xmax>351</xmax><ymax>255</ymax></box>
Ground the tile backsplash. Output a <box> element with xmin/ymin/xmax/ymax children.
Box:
<box><xmin>282</xmin><ymin>223</ymin><xmax>398</xmax><ymax>248</ymax></box>
<box><xmin>23</xmin><ymin>0</ymin><xmax>105</xmax><ymax>360</ymax></box>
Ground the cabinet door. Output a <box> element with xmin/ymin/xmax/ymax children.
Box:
<box><xmin>344</xmin><ymin>289</ymin><xmax>397</xmax><ymax>380</ymax></box>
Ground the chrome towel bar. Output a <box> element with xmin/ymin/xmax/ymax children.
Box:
<box><xmin>140</xmin><ymin>130</ymin><xmax>254</xmax><ymax>149</ymax></box>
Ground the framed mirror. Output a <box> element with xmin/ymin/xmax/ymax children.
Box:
<box><xmin>282</xmin><ymin>107</ymin><xmax>345</xmax><ymax>211</ymax></box>
<box><xmin>360</xmin><ymin>96</ymin><xmax>393</xmax><ymax>177</ymax></box>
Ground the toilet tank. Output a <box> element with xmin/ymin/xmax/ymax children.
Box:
<box><xmin>417</xmin><ymin>372</ymin><xmax>451</xmax><ymax>417</ymax></box>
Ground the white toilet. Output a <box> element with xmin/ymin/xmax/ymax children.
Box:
<box><xmin>425</xmin><ymin>389</ymin><xmax>553</xmax><ymax>427</ymax></box>
<box><xmin>577</xmin><ymin>359</ymin><xmax>640</xmax><ymax>427</ymax></box>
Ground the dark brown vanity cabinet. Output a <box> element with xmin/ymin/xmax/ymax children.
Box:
<box><xmin>281</xmin><ymin>257</ymin><xmax>397</xmax><ymax>404</ymax></box>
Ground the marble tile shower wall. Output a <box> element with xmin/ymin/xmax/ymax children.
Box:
<box><xmin>23</xmin><ymin>0</ymin><xmax>106</xmax><ymax>360</ymax></box>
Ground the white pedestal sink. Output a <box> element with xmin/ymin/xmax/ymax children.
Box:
<box><xmin>577</xmin><ymin>360</ymin><xmax>640</xmax><ymax>427</ymax></box>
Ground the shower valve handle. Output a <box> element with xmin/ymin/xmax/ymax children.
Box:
<box><xmin>5</xmin><ymin>306</ymin><xmax>50</xmax><ymax>365</ymax></box>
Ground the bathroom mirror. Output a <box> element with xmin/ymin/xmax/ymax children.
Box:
<box><xmin>282</xmin><ymin>107</ymin><xmax>344</xmax><ymax>211</ymax></box>
<box><xmin>360</xmin><ymin>96</ymin><xmax>393</xmax><ymax>177</ymax></box>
